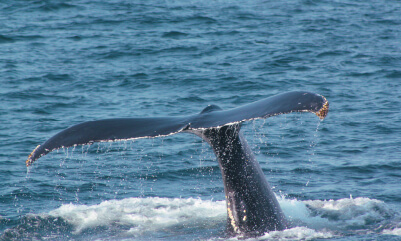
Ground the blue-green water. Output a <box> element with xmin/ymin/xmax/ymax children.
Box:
<box><xmin>1</xmin><ymin>0</ymin><xmax>401</xmax><ymax>240</ymax></box>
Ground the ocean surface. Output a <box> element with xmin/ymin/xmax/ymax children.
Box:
<box><xmin>1</xmin><ymin>0</ymin><xmax>401</xmax><ymax>240</ymax></box>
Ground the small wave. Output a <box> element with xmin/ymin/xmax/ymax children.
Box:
<box><xmin>162</xmin><ymin>31</ymin><xmax>189</xmax><ymax>39</ymax></box>
<box><xmin>0</xmin><ymin>35</ymin><xmax>15</xmax><ymax>44</ymax></box>
<box><xmin>385</xmin><ymin>70</ymin><xmax>401</xmax><ymax>79</ymax></box>
<box><xmin>35</xmin><ymin>2</ymin><xmax>79</xmax><ymax>12</ymax></box>
<box><xmin>316</xmin><ymin>50</ymin><xmax>351</xmax><ymax>58</ymax></box>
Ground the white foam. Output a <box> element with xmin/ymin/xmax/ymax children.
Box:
<box><xmin>216</xmin><ymin>227</ymin><xmax>333</xmax><ymax>241</ymax></box>
<box><xmin>47</xmin><ymin>196</ymin><xmax>396</xmax><ymax>239</ymax></box>
<box><xmin>302</xmin><ymin>197</ymin><xmax>392</xmax><ymax>228</ymax></box>
<box><xmin>260</xmin><ymin>227</ymin><xmax>333</xmax><ymax>240</ymax></box>
<box><xmin>383</xmin><ymin>227</ymin><xmax>401</xmax><ymax>236</ymax></box>
<box><xmin>303</xmin><ymin>196</ymin><xmax>383</xmax><ymax>211</ymax></box>
<box><xmin>49</xmin><ymin>197</ymin><xmax>226</xmax><ymax>234</ymax></box>
<box><xmin>279</xmin><ymin>196</ymin><xmax>330</xmax><ymax>228</ymax></box>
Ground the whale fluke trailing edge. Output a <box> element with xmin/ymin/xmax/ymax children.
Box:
<box><xmin>26</xmin><ymin>91</ymin><xmax>329</xmax><ymax>236</ymax></box>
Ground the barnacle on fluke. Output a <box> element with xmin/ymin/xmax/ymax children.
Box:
<box><xmin>315</xmin><ymin>96</ymin><xmax>329</xmax><ymax>120</ymax></box>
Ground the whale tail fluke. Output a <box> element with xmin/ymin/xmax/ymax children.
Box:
<box><xmin>26</xmin><ymin>91</ymin><xmax>328</xmax><ymax>166</ymax></box>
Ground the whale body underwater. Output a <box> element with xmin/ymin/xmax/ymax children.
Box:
<box><xmin>27</xmin><ymin>91</ymin><xmax>329</xmax><ymax>237</ymax></box>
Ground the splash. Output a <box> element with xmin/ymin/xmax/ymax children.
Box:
<box><xmin>49</xmin><ymin>197</ymin><xmax>226</xmax><ymax>235</ymax></box>
<box><xmin>3</xmin><ymin>196</ymin><xmax>399</xmax><ymax>240</ymax></box>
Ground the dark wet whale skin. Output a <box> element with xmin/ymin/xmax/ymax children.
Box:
<box><xmin>192</xmin><ymin>124</ymin><xmax>288</xmax><ymax>235</ymax></box>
